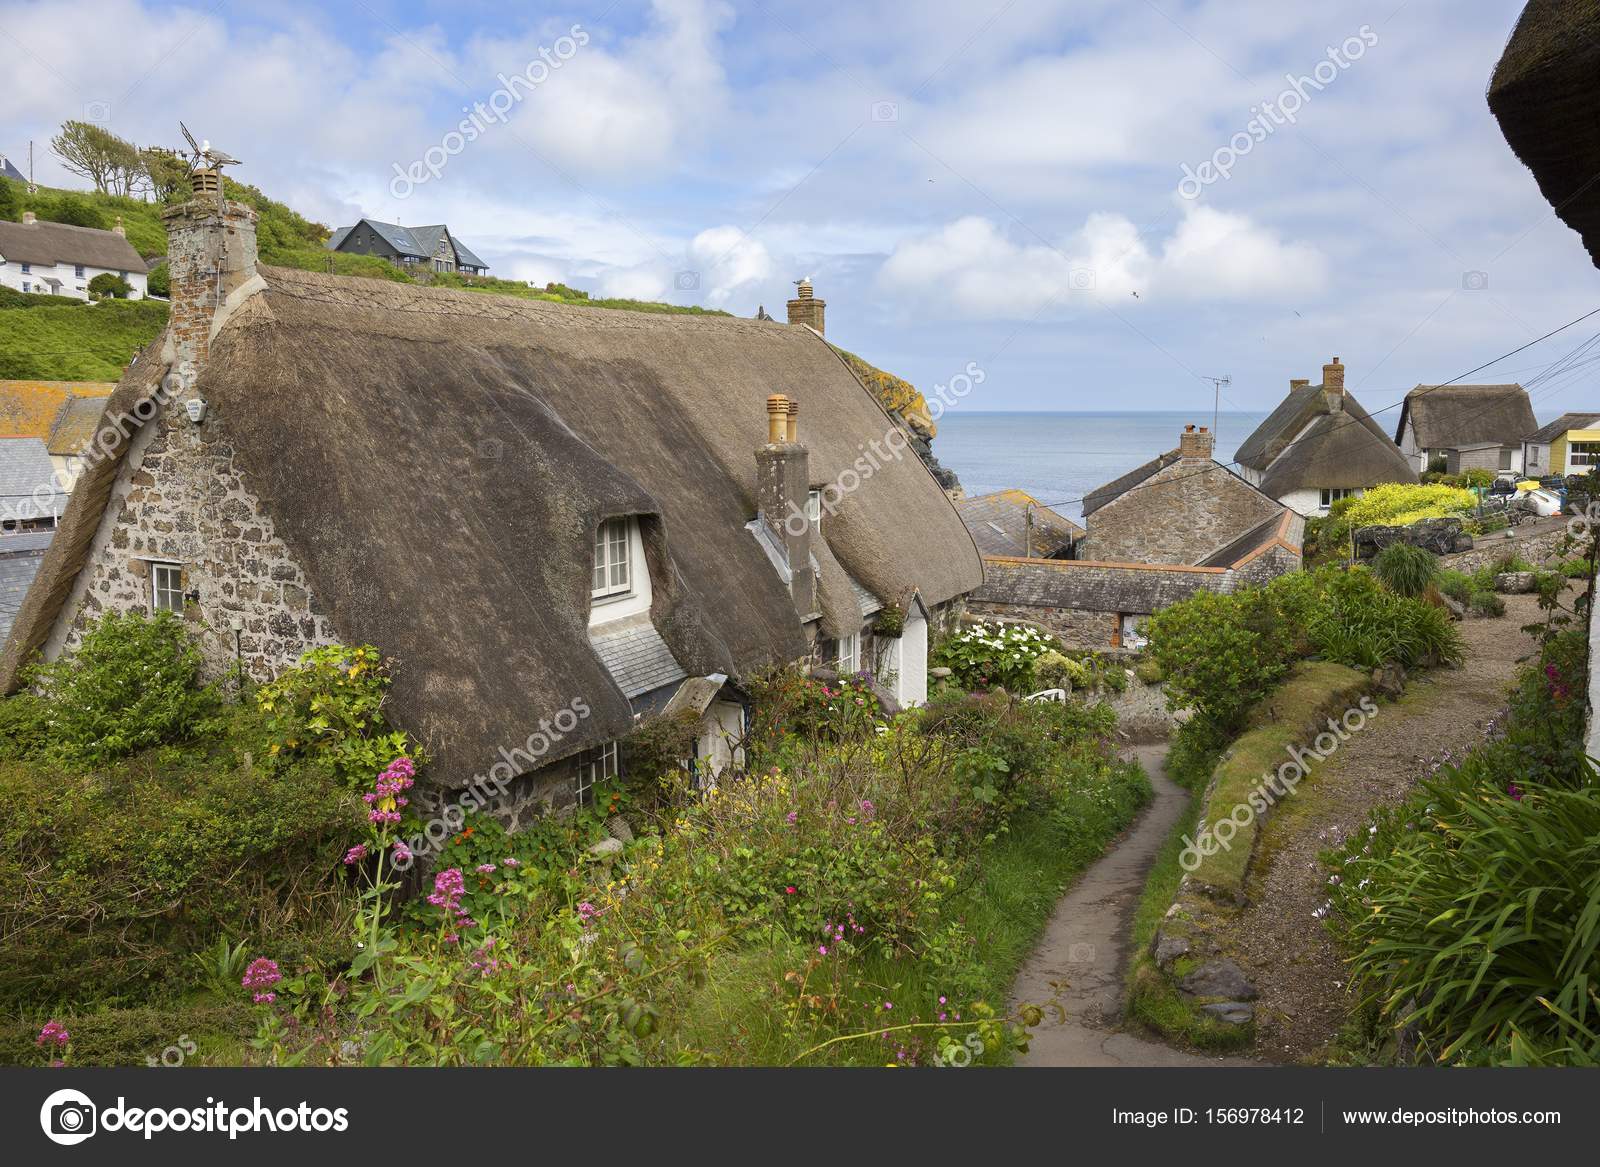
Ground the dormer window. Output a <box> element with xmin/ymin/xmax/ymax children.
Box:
<box><xmin>592</xmin><ymin>517</ymin><xmax>633</xmax><ymax>599</ymax></box>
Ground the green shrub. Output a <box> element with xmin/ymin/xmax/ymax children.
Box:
<box><xmin>1324</xmin><ymin>483</ymin><xmax>1476</xmax><ymax>548</ymax></box>
<box><xmin>1436</xmin><ymin>569</ymin><xmax>1473</xmax><ymax>604</ymax></box>
<box><xmin>29</xmin><ymin>610</ymin><xmax>219</xmax><ymax>765</ymax></box>
<box><xmin>145</xmin><ymin>261</ymin><xmax>169</xmax><ymax>298</ymax></box>
<box><xmin>255</xmin><ymin>643</ymin><xmax>416</xmax><ymax>787</ymax></box>
<box><xmin>1134</xmin><ymin>659</ymin><xmax>1164</xmax><ymax>685</ymax></box>
<box><xmin>1145</xmin><ymin>588</ymin><xmax>1295</xmax><ymax>732</ymax></box>
<box><xmin>1371</xmin><ymin>542</ymin><xmax>1438</xmax><ymax>598</ymax></box>
<box><xmin>932</xmin><ymin>621</ymin><xmax>1059</xmax><ymax>692</ymax></box>
<box><xmin>88</xmin><ymin>272</ymin><xmax>132</xmax><ymax>299</ymax></box>
<box><xmin>1033</xmin><ymin>650</ymin><xmax>1087</xmax><ymax>691</ymax></box>
<box><xmin>0</xmin><ymin>691</ymin><xmax>51</xmax><ymax>761</ymax></box>
<box><xmin>1560</xmin><ymin>556</ymin><xmax>1593</xmax><ymax>580</ymax></box>
<box><xmin>1303</xmin><ymin>568</ymin><xmax>1463</xmax><ymax>670</ymax></box>
<box><xmin>1469</xmin><ymin>591</ymin><xmax>1505</xmax><ymax>617</ymax></box>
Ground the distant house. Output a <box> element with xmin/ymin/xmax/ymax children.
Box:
<box><xmin>2</xmin><ymin>173</ymin><xmax>981</xmax><ymax>821</ymax></box>
<box><xmin>0</xmin><ymin>532</ymin><xmax>51</xmax><ymax>646</ymax></box>
<box><xmin>1394</xmin><ymin>383</ymin><xmax>1537</xmax><ymax>476</ymax></box>
<box><xmin>0</xmin><ymin>380</ymin><xmax>112</xmax><ymax>490</ymax></box>
<box><xmin>956</xmin><ymin>490</ymin><xmax>1082</xmax><ymax>559</ymax></box>
<box><xmin>326</xmin><ymin>219</ymin><xmax>488</xmax><ymax>275</ymax></box>
<box><xmin>0</xmin><ymin>153</ymin><xmax>23</xmax><ymax>182</ymax></box>
<box><xmin>0</xmin><ymin>212</ymin><xmax>148</xmax><ymax>300</ymax></box>
<box><xmin>1236</xmin><ymin>357</ymin><xmax>1417</xmax><ymax>515</ymax></box>
<box><xmin>967</xmin><ymin>425</ymin><xmax>1303</xmax><ymax>652</ymax></box>
<box><xmin>0</xmin><ymin>437</ymin><xmax>65</xmax><ymax>534</ymax></box>
<box><xmin>1523</xmin><ymin>412</ymin><xmax>1600</xmax><ymax>477</ymax></box>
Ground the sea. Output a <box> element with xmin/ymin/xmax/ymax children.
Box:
<box><xmin>934</xmin><ymin>411</ymin><xmax>1270</xmax><ymax>523</ymax></box>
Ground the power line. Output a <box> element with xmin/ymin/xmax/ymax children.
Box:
<box><xmin>1026</xmin><ymin>304</ymin><xmax>1600</xmax><ymax>513</ymax></box>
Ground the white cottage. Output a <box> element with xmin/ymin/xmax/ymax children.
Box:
<box><xmin>0</xmin><ymin>212</ymin><xmax>148</xmax><ymax>301</ymax></box>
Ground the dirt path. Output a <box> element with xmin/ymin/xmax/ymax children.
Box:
<box><xmin>1010</xmin><ymin>744</ymin><xmax>1252</xmax><ymax>1066</ymax></box>
<box><xmin>1233</xmin><ymin>596</ymin><xmax>1544</xmax><ymax>1062</ymax></box>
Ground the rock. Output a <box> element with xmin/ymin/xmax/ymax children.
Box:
<box><xmin>1151</xmin><ymin>930</ymin><xmax>1191</xmax><ymax>970</ymax></box>
<box><xmin>1202</xmin><ymin>1002</ymin><xmax>1255</xmax><ymax>1025</ymax></box>
<box><xmin>1179</xmin><ymin>958</ymin><xmax>1258</xmax><ymax>1001</ymax></box>
<box><xmin>1494</xmin><ymin>570</ymin><xmax>1536</xmax><ymax>594</ymax></box>
<box><xmin>1354</xmin><ymin>516</ymin><xmax>1467</xmax><ymax>559</ymax></box>
<box><xmin>1439</xmin><ymin>593</ymin><xmax>1465</xmax><ymax>621</ymax></box>
<box><xmin>930</xmin><ymin>667</ymin><xmax>953</xmax><ymax>679</ymax></box>
<box><xmin>1370</xmin><ymin>661</ymin><xmax>1406</xmax><ymax>698</ymax></box>
<box><xmin>586</xmin><ymin>837</ymin><xmax>624</xmax><ymax>859</ymax></box>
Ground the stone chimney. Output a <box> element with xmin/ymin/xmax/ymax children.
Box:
<box><xmin>786</xmin><ymin>278</ymin><xmax>826</xmax><ymax>335</ymax></box>
<box><xmin>112</xmin><ymin>215</ymin><xmax>125</xmax><ymax>237</ymax></box>
<box><xmin>1179</xmin><ymin>423</ymin><xmax>1215</xmax><ymax>461</ymax></box>
<box><xmin>21</xmin><ymin>211</ymin><xmax>35</xmax><ymax>225</ymax></box>
<box><xmin>755</xmin><ymin>394</ymin><xmax>816</xmax><ymax>619</ymax></box>
<box><xmin>1290</xmin><ymin>378</ymin><xmax>1310</xmax><ymax>390</ymax></box>
<box><xmin>159</xmin><ymin>169</ymin><xmax>261</xmax><ymax>373</ymax></box>
<box><xmin>1322</xmin><ymin>356</ymin><xmax>1345</xmax><ymax>412</ymax></box>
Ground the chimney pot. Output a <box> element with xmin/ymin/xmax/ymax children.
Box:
<box><xmin>1184</xmin><ymin>423</ymin><xmax>1196</xmax><ymax>432</ymax></box>
<box><xmin>21</xmin><ymin>210</ymin><xmax>35</xmax><ymax>225</ymax></box>
<box><xmin>112</xmin><ymin>215</ymin><xmax>125</xmax><ymax>237</ymax></box>
<box><xmin>1290</xmin><ymin>378</ymin><xmax>1310</xmax><ymax>389</ymax></box>
<box><xmin>785</xmin><ymin>399</ymin><xmax>799</xmax><ymax>443</ymax></box>
<box><xmin>766</xmin><ymin>394</ymin><xmax>790</xmax><ymax>444</ymax></box>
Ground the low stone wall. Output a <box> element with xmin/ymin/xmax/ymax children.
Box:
<box><xmin>1095</xmin><ymin>676</ymin><xmax>1179</xmax><ymax>742</ymax></box>
<box><xmin>1441</xmin><ymin>518</ymin><xmax>1571</xmax><ymax>575</ymax></box>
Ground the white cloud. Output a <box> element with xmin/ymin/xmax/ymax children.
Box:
<box><xmin>877</xmin><ymin>204</ymin><xmax>1326</xmax><ymax>318</ymax></box>
<box><xmin>686</xmin><ymin>226</ymin><xmax>773</xmax><ymax>304</ymax></box>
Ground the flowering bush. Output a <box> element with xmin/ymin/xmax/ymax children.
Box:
<box><xmin>748</xmin><ymin>668</ymin><xmax>883</xmax><ymax>746</ymax></box>
<box><xmin>255</xmin><ymin>644</ymin><xmax>417</xmax><ymax>788</ymax></box>
<box><xmin>932</xmin><ymin>621</ymin><xmax>1059</xmax><ymax>692</ymax></box>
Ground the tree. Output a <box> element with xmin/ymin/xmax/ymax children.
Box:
<box><xmin>0</xmin><ymin>177</ymin><xmax>17</xmax><ymax>220</ymax></box>
<box><xmin>88</xmin><ymin>272</ymin><xmax>132</xmax><ymax>300</ymax></box>
<box><xmin>48</xmin><ymin>194</ymin><xmax>107</xmax><ymax>230</ymax></box>
<box><xmin>138</xmin><ymin>147</ymin><xmax>189</xmax><ymax>202</ymax></box>
<box><xmin>50</xmin><ymin>120</ymin><xmax>141</xmax><ymax>195</ymax></box>
<box><xmin>145</xmin><ymin>262</ymin><xmax>169</xmax><ymax>298</ymax></box>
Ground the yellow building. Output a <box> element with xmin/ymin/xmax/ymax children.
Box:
<box><xmin>1523</xmin><ymin>413</ymin><xmax>1600</xmax><ymax>476</ymax></box>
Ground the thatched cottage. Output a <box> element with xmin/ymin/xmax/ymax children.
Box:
<box><xmin>1393</xmin><ymin>383</ymin><xmax>1537</xmax><ymax>476</ymax></box>
<box><xmin>1236</xmin><ymin>357</ymin><xmax>1417</xmax><ymax>515</ymax></box>
<box><xmin>967</xmin><ymin>425</ymin><xmax>1302</xmax><ymax>652</ymax></box>
<box><xmin>0</xmin><ymin>172</ymin><xmax>981</xmax><ymax>823</ymax></box>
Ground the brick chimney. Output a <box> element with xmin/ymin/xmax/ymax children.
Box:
<box><xmin>1322</xmin><ymin>356</ymin><xmax>1345</xmax><ymax>412</ymax></box>
<box><xmin>755</xmin><ymin>393</ymin><xmax>817</xmax><ymax>618</ymax></box>
<box><xmin>786</xmin><ymin>278</ymin><xmax>825</xmax><ymax>335</ymax></box>
<box><xmin>1179</xmin><ymin>423</ymin><xmax>1215</xmax><ymax>461</ymax></box>
<box><xmin>159</xmin><ymin>167</ymin><xmax>260</xmax><ymax>373</ymax></box>
<box><xmin>1290</xmin><ymin>378</ymin><xmax>1310</xmax><ymax>390</ymax></box>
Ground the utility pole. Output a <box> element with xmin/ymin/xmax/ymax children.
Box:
<box><xmin>27</xmin><ymin>141</ymin><xmax>37</xmax><ymax>194</ymax></box>
<box><xmin>1205</xmin><ymin>374</ymin><xmax>1231</xmax><ymax>437</ymax></box>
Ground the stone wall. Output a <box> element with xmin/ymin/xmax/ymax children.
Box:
<box><xmin>1234</xmin><ymin>542</ymin><xmax>1301</xmax><ymax>587</ymax></box>
<box><xmin>1442</xmin><ymin>520</ymin><xmax>1572</xmax><ymax>575</ymax></box>
<box><xmin>967</xmin><ymin>599</ymin><xmax>1119</xmax><ymax>650</ymax></box>
<box><xmin>1081</xmin><ymin>457</ymin><xmax>1282</xmax><ymax>565</ymax></box>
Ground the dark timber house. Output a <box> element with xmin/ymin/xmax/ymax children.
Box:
<box><xmin>326</xmin><ymin>218</ymin><xmax>489</xmax><ymax>275</ymax></box>
<box><xmin>0</xmin><ymin>171</ymin><xmax>981</xmax><ymax>828</ymax></box>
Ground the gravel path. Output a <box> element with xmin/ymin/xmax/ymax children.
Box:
<box><xmin>1233</xmin><ymin>596</ymin><xmax>1544</xmax><ymax>1063</ymax></box>
<box><xmin>1010</xmin><ymin>744</ymin><xmax>1253</xmax><ymax>1066</ymax></box>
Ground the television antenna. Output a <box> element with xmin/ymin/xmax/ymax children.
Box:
<box><xmin>1204</xmin><ymin>374</ymin><xmax>1231</xmax><ymax>436</ymax></box>
<box><xmin>177</xmin><ymin>122</ymin><xmax>243</xmax><ymax>176</ymax></box>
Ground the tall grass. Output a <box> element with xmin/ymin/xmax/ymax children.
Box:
<box><xmin>1371</xmin><ymin>543</ymin><xmax>1438</xmax><ymax>598</ymax></box>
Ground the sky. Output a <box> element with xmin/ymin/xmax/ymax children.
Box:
<box><xmin>3</xmin><ymin>0</ymin><xmax>1597</xmax><ymax>419</ymax></box>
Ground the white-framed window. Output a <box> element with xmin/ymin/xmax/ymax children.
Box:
<box><xmin>1571</xmin><ymin>442</ymin><xmax>1600</xmax><ymax>469</ymax></box>
<box><xmin>74</xmin><ymin>264</ymin><xmax>85</xmax><ymax>278</ymax></box>
<box><xmin>1319</xmin><ymin>487</ymin><xmax>1358</xmax><ymax>509</ymax></box>
<box><xmin>575</xmin><ymin>741</ymin><xmax>619</xmax><ymax>806</ymax></box>
<box><xmin>150</xmin><ymin>561</ymin><xmax>185</xmax><ymax>613</ymax></box>
<box><xmin>591</xmin><ymin>517</ymin><xmax>633</xmax><ymax>599</ymax></box>
<box><xmin>20</xmin><ymin>262</ymin><xmax>30</xmax><ymax>274</ymax></box>
<box><xmin>837</xmin><ymin>630</ymin><xmax>860</xmax><ymax>674</ymax></box>
<box><xmin>807</xmin><ymin>488</ymin><xmax>822</xmax><ymax>530</ymax></box>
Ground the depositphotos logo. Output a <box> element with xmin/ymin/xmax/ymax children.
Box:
<box><xmin>39</xmin><ymin>1088</ymin><xmax>350</xmax><ymax>1144</ymax></box>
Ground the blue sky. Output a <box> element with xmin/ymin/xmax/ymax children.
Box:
<box><xmin>4</xmin><ymin>0</ymin><xmax>1597</xmax><ymax>418</ymax></box>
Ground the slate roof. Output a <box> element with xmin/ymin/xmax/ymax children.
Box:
<box><xmin>1526</xmin><ymin>412</ymin><xmax>1600</xmax><ymax>443</ymax></box>
<box><xmin>974</xmin><ymin>557</ymin><xmax>1233</xmax><ymax>615</ymax></box>
<box><xmin>589</xmin><ymin>618</ymin><xmax>688</xmax><ymax>699</ymax></box>
<box><xmin>0</xmin><ymin>154</ymin><xmax>23</xmax><ymax>182</ymax></box>
<box><xmin>1080</xmin><ymin>450</ymin><xmax>1182</xmax><ymax>518</ymax></box>
<box><xmin>0</xmin><ymin>218</ymin><xmax>147</xmax><ymax>273</ymax></box>
<box><xmin>0</xmin><ymin>438</ymin><xmax>64</xmax><ymax>521</ymax></box>
<box><xmin>1198</xmin><ymin>510</ymin><xmax>1303</xmax><ymax>568</ymax></box>
<box><xmin>46</xmin><ymin>395</ymin><xmax>109</xmax><ymax>456</ymax></box>
<box><xmin>0</xmin><ymin>536</ymin><xmax>49</xmax><ymax>645</ymax></box>
<box><xmin>957</xmin><ymin>489</ymin><xmax>1084</xmax><ymax>556</ymax></box>
<box><xmin>848</xmin><ymin>574</ymin><xmax>883</xmax><ymax>619</ymax></box>
<box><xmin>1395</xmin><ymin>384</ymin><xmax>1537</xmax><ymax>449</ymax></box>
<box><xmin>327</xmin><ymin>219</ymin><xmax>487</xmax><ymax>270</ymax></box>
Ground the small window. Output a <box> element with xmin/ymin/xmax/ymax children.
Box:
<box><xmin>74</xmin><ymin>264</ymin><xmax>85</xmax><ymax>278</ymax></box>
<box><xmin>1499</xmin><ymin>447</ymin><xmax>1514</xmax><ymax>471</ymax></box>
<box><xmin>591</xmin><ymin>517</ymin><xmax>633</xmax><ymax>599</ymax></box>
<box><xmin>1319</xmin><ymin>487</ymin><xmax>1357</xmax><ymax>509</ymax></box>
<box><xmin>837</xmin><ymin>630</ymin><xmax>860</xmax><ymax>674</ymax></box>
<box><xmin>20</xmin><ymin>262</ymin><xmax>30</xmax><ymax>274</ymax></box>
<box><xmin>807</xmin><ymin>488</ymin><xmax>822</xmax><ymax>529</ymax></box>
<box><xmin>575</xmin><ymin>741</ymin><xmax>619</xmax><ymax>806</ymax></box>
<box><xmin>151</xmin><ymin>562</ymin><xmax>185</xmax><ymax>613</ymax></box>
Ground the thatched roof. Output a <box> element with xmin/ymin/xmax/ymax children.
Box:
<box><xmin>1395</xmin><ymin>384</ymin><xmax>1536</xmax><ymax>449</ymax></box>
<box><xmin>957</xmin><ymin>489</ymin><xmax>1082</xmax><ymax>557</ymax></box>
<box><xmin>1489</xmin><ymin>0</ymin><xmax>1600</xmax><ymax>267</ymax></box>
<box><xmin>0</xmin><ymin>218</ymin><xmax>147</xmax><ymax>273</ymax></box>
<box><xmin>1528</xmin><ymin>411</ymin><xmax>1600</xmax><ymax>442</ymax></box>
<box><xmin>3</xmin><ymin>266</ymin><xmax>980</xmax><ymax>788</ymax></box>
<box><xmin>1237</xmin><ymin>383</ymin><xmax>1416</xmax><ymax>495</ymax></box>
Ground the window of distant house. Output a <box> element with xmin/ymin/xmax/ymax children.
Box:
<box><xmin>837</xmin><ymin>630</ymin><xmax>860</xmax><ymax>674</ymax></box>
<box><xmin>592</xmin><ymin>517</ymin><xmax>633</xmax><ymax>600</ymax></box>
<box><xmin>21</xmin><ymin>282</ymin><xmax>29</xmax><ymax>293</ymax></box>
<box><xmin>20</xmin><ymin>263</ymin><xmax>29</xmax><ymax>273</ymax></box>
<box><xmin>1319</xmin><ymin>487</ymin><xmax>1357</xmax><ymax>509</ymax></box>
<box><xmin>1499</xmin><ymin>447</ymin><xmax>1514</xmax><ymax>471</ymax></box>
<box><xmin>575</xmin><ymin>741</ymin><xmax>619</xmax><ymax>806</ymax></box>
<box><xmin>1570</xmin><ymin>442</ymin><xmax>1600</xmax><ymax>468</ymax></box>
<box><xmin>150</xmin><ymin>562</ymin><xmax>185</xmax><ymax>614</ymax></box>
<box><xmin>74</xmin><ymin>264</ymin><xmax>84</xmax><ymax>278</ymax></box>
<box><xmin>807</xmin><ymin>488</ymin><xmax>822</xmax><ymax>530</ymax></box>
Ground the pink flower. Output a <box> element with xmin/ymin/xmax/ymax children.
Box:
<box><xmin>818</xmin><ymin>945</ymin><xmax>828</xmax><ymax>956</ymax></box>
<box><xmin>392</xmin><ymin>840</ymin><xmax>413</xmax><ymax>863</ymax></box>
<box><xmin>785</xmin><ymin>811</ymin><xmax>798</xmax><ymax>825</ymax></box>
<box><xmin>36</xmin><ymin>1020</ymin><xmax>69</xmax><ymax>1047</ymax></box>
<box><xmin>784</xmin><ymin>886</ymin><xmax>797</xmax><ymax>895</ymax></box>
<box><xmin>475</xmin><ymin>863</ymin><xmax>497</xmax><ymax>875</ymax></box>
<box><xmin>502</xmin><ymin>857</ymin><xmax>520</xmax><ymax>868</ymax></box>
<box><xmin>427</xmin><ymin>868</ymin><xmax>467</xmax><ymax>914</ymax></box>
<box><xmin>242</xmin><ymin>958</ymin><xmax>282</xmax><ymax>1004</ymax></box>
<box><xmin>1508</xmin><ymin>782</ymin><xmax>1524</xmax><ymax>801</ymax></box>
<box><xmin>343</xmin><ymin>844</ymin><xmax>368</xmax><ymax>865</ymax></box>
